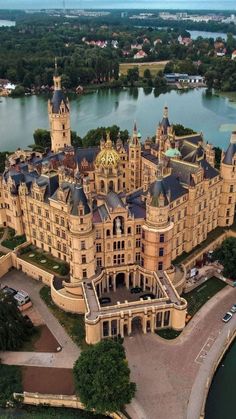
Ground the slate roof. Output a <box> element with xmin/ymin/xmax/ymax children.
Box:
<box><xmin>141</xmin><ymin>150</ymin><xmax>159</xmax><ymax>165</ymax></box>
<box><xmin>199</xmin><ymin>159</ymin><xmax>219</xmax><ymax>179</ymax></box>
<box><xmin>71</xmin><ymin>184</ymin><xmax>90</xmax><ymax>216</ymax></box>
<box><xmin>50</xmin><ymin>90</ymin><xmax>69</xmax><ymax>114</ymax></box>
<box><xmin>170</xmin><ymin>160</ymin><xmax>199</xmax><ymax>185</ymax></box>
<box><xmin>76</xmin><ymin>147</ymin><xmax>99</xmax><ymax>164</ymax></box>
<box><xmin>149</xmin><ymin>178</ymin><xmax>169</xmax><ymax>207</ymax></box>
<box><xmin>149</xmin><ymin>174</ymin><xmax>188</xmax><ymax>203</ymax></box>
<box><xmin>223</xmin><ymin>142</ymin><xmax>236</xmax><ymax>165</ymax></box>
<box><xmin>105</xmin><ymin>191</ymin><xmax>125</xmax><ymax>210</ymax></box>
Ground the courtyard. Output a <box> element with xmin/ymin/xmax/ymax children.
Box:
<box><xmin>100</xmin><ymin>285</ymin><xmax>155</xmax><ymax>306</ymax></box>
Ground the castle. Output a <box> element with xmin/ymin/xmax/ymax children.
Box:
<box><xmin>1</xmin><ymin>71</ymin><xmax>236</xmax><ymax>344</ymax></box>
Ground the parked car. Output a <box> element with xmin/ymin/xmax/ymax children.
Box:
<box><xmin>222</xmin><ymin>312</ymin><xmax>233</xmax><ymax>323</ymax></box>
<box><xmin>230</xmin><ymin>304</ymin><xmax>236</xmax><ymax>313</ymax></box>
<box><xmin>1</xmin><ymin>286</ymin><xmax>17</xmax><ymax>296</ymax></box>
<box><xmin>99</xmin><ymin>297</ymin><xmax>111</xmax><ymax>305</ymax></box>
<box><xmin>13</xmin><ymin>291</ymin><xmax>30</xmax><ymax>307</ymax></box>
<box><xmin>130</xmin><ymin>287</ymin><xmax>142</xmax><ymax>294</ymax></box>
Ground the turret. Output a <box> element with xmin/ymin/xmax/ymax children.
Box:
<box><xmin>48</xmin><ymin>59</ymin><xmax>71</xmax><ymax>153</ymax></box>
<box><xmin>128</xmin><ymin>122</ymin><xmax>142</xmax><ymax>190</ymax></box>
<box><xmin>141</xmin><ymin>161</ymin><xmax>173</xmax><ymax>272</ymax></box>
<box><xmin>219</xmin><ymin>131</ymin><xmax>236</xmax><ymax>226</ymax></box>
<box><xmin>68</xmin><ymin>181</ymin><xmax>95</xmax><ymax>282</ymax></box>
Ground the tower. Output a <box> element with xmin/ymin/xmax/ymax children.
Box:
<box><xmin>219</xmin><ymin>131</ymin><xmax>236</xmax><ymax>226</ymax></box>
<box><xmin>141</xmin><ymin>160</ymin><xmax>174</xmax><ymax>273</ymax></box>
<box><xmin>128</xmin><ymin>122</ymin><xmax>142</xmax><ymax>190</ymax></box>
<box><xmin>48</xmin><ymin>59</ymin><xmax>71</xmax><ymax>153</ymax></box>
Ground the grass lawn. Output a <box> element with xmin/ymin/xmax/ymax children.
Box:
<box><xmin>40</xmin><ymin>286</ymin><xmax>87</xmax><ymax>350</ymax></box>
<box><xmin>0</xmin><ymin>364</ymin><xmax>22</xmax><ymax>407</ymax></box>
<box><xmin>0</xmin><ymin>405</ymin><xmax>108</xmax><ymax>418</ymax></box>
<box><xmin>183</xmin><ymin>277</ymin><xmax>227</xmax><ymax>317</ymax></box>
<box><xmin>156</xmin><ymin>329</ymin><xmax>181</xmax><ymax>340</ymax></box>
<box><xmin>19</xmin><ymin>246</ymin><xmax>69</xmax><ymax>277</ymax></box>
<box><xmin>119</xmin><ymin>61</ymin><xmax>168</xmax><ymax>77</ymax></box>
<box><xmin>1</xmin><ymin>227</ymin><xmax>26</xmax><ymax>250</ymax></box>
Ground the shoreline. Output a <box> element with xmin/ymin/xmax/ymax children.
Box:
<box><xmin>186</xmin><ymin>319</ymin><xmax>236</xmax><ymax>419</ymax></box>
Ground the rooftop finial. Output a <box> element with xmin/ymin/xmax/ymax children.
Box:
<box><xmin>54</xmin><ymin>57</ymin><xmax>58</xmax><ymax>76</ymax></box>
<box><xmin>163</xmin><ymin>105</ymin><xmax>168</xmax><ymax>119</ymax></box>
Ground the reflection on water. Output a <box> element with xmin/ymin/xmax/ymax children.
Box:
<box><xmin>0</xmin><ymin>88</ymin><xmax>236</xmax><ymax>151</ymax></box>
<box><xmin>205</xmin><ymin>339</ymin><xmax>236</xmax><ymax>419</ymax></box>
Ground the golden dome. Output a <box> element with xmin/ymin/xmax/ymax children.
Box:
<box><xmin>95</xmin><ymin>132</ymin><xmax>120</xmax><ymax>168</ymax></box>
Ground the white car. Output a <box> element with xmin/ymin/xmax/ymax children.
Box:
<box><xmin>222</xmin><ymin>312</ymin><xmax>233</xmax><ymax>323</ymax></box>
<box><xmin>230</xmin><ymin>304</ymin><xmax>236</xmax><ymax>313</ymax></box>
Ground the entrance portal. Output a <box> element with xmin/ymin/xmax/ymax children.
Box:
<box><xmin>131</xmin><ymin>316</ymin><xmax>143</xmax><ymax>334</ymax></box>
<box><xmin>116</xmin><ymin>272</ymin><xmax>125</xmax><ymax>288</ymax></box>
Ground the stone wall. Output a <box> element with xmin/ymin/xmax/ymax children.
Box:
<box><xmin>0</xmin><ymin>253</ymin><xmax>12</xmax><ymax>278</ymax></box>
<box><xmin>14</xmin><ymin>392</ymin><xmax>125</xmax><ymax>419</ymax></box>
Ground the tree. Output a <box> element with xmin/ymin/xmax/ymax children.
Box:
<box><xmin>143</xmin><ymin>68</ymin><xmax>152</xmax><ymax>79</ymax></box>
<box><xmin>212</xmin><ymin>237</ymin><xmax>236</xmax><ymax>280</ymax></box>
<box><xmin>73</xmin><ymin>339</ymin><xmax>136</xmax><ymax>413</ymax></box>
<box><xmin>213</xmin><ymin>146</ymin><xmax>222</xmax><ymax>169</ymax></box>
<box><xmin>0</xmin><ymin>292</ymin><xmax>35</xmax><ymax>350</ymax></box>
<box><xmin>33</xmin><ymin>129</ymin><xmax>51</xmax><ymax>149</ymax></box>
<box><xmin>173</xmin><ymin>124</ymin><xmax>196</xmax><ymax>136</ymax></box>
<box><xmin>127</xmin><ymin>67</ymin><xmax>139</xmax><ymax>85</ymax></box>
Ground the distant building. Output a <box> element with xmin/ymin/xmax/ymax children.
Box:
<box><xmin>134</xmin><ymin>50</ymin><xmax>147</xmax><ymax>60</ymax></box>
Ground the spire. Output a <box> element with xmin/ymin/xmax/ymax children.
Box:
<box><xmin>133</xmin><ymin>121</ymin><xmax>137</xmax><ymax>133</ymax></box>
<box><xmin>163</xmin><ymin>105</ymin><xmax>168</xmax><ymax>118</ymax></box>
<box><xmin>106</xmin><ymin>131</ymin><xmax>112</xmax><ymax>149</ymax></box>
<box><xmin>53</xmin><ymin>57</ymin><xmax>61</xmax><ymax>91</ymax></box>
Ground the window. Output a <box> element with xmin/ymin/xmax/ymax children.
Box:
<box><xmin>63</xmin><ymin>244</ymin><xmax>67</xmax><ymax>253</ymax></box>
<box><xmin>158</xmin><ymin>261</ymin><xmax>163</xmax><ymax>271</ymax></box>
<box><xmin>103</xmin><ymin>321</ymin><xmax>109</xmax><ymax>337</ymax></box>
<box><xmin>38</xmin><ymin>207</ymin><xmax>41</xmax><ymax>215</ymax></box>
<box><xmin>82</xmin><ymin>269</ymin><xmax>87</xmax><ymax>278</ymax></box>
<box><xmin>226</xmin><ymin>209</ymin><xmax>230</xmax><ymax>217</ymax></box>
<box><xmin>159</xmin><ymin>248</ymin><xmax>164</xmax><ymax>257</ymax></box>
<box><xmin>81</xmin><ymin>241</ymin><xmax>86</xmax><ymax>250</ymax></box>
<box><xmin>136</xmin><ymin>252</ymin><xmax>141</xmax><ymax>262</ymax></box>
<box><xmin>61</xmin><ymin>231</ymin><xmax>66</xmax><ymax>240</ymax></box>
<box><xmin>136</xmin><ymin>239</ymin><xmax>141</xmax><ymax>247</ymax></box>
<box><xmin>39</xmin><ymin>219</ymin><xmax>43</xmax><ymax>228</ymax></box>
<box><xmin>61</xmin><ymin>218</ymin><xmax>65</xmax><ymax>226</ymax></box>
<box><xmin>230</xmin><ymin>185</ymin><xmax>234</xmax><ymax>193</ymax></box>
<box><xmin>45</xmin><ymin>210</ymin><xmax>49</xmax><ymax>218</ymax></box>
<box><xmin>160</xmin><ymin>234</ymin><xmax>165</xmax><ymax>243</ymax></box>
<box><xmin>46</xmin><ymin>223</ymin><xmax>50</xmax><ymax>231</ymax></box>
<box><xmin>96</xmin><ymin>243</ymin><xmax>102</xmax><ymax>252</ymax></box>
<box><xmin>113</xmin><ymin>254</ymin><xmax>125</xmax><ymax>265</ymax></box>
<box><xmin>106</xmin><ymin>229</ymin><xmax>110</xmax><ymax>237</ymax></box>
<box><xmin>80</xmin><ymin>218</ymin><xmax>83</xmax><ymax>224</ymax></box>
<box><xmin>226</xmin><ymin>218</ymin><xmax>229</xmax><ymax>225</ymax></box>
<box><xmin>228</xmin><ymin>196</ymin><xmax>232</xmax><ymax>204</ymax></box>
<box><xmin>141</xmin><ymin>244</ymin><xmax>145</xmax><ymax>253</ymax></box>
<box><xmin>57</xmin><ymin>242</ymin><xmax>61</xmax><ymax>251</ymax></box>
<box><xmin>32</xmin><ymin>229</ymin><xmax>36</xmax><ymax>238</ymax></box>
<box><xmin>40</xmin><ymin>232</ymin><xmax>44</xmax><ymax>241</ymax></box>
<box><xmin>48</xmin><ymin>236</ymin><xmax>52</xmax><ymax>245</ymax></box>
<box><xmin>136</xmin><ymin>225</ymin><xmax>141</xmax><ymax>234</ymax></box>
<box><xmin>56</xmin><ymin>228</ymin><xmax>60</xmax><ymax>237</ymax></box>
<box><xmin>82</xmin><ymin>255</ymin><xmax>86</xmax><ymax>264</ymax></box>
<box><xmin>127</xmin><ymin>227</ymin><xmax>132</xmax><ymax>235</ymax></box>
<box><xmin>97</xmin><ymin>257</ymin><xmax>102</xmax><ymax>267</ymax></box>
<box><xmin>55</xmin><ymin>215</ymin><xmax>59</xmax><ymax>224</ymax></box>
<box><xmin>164</xmin><ymin>311</ymin><xmax>170</xmax><ymax>327</ymax></box>
<box><xmin>31</xmin><ymin>216</ymin><xmax>35</xmax><ymax>224</ymax></box>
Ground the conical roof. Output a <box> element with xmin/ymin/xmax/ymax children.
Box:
<box><xmin>223</xmin><ymin>132</ymin><xmax>236</xmax><ymax>165</ymax></box>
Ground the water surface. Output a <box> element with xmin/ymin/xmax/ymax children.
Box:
<box><xmin>0</xmin><ymin>88</ymin><xmax>236</xmax><ymax>151</ymax></box>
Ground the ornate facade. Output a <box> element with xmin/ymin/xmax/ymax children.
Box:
<box><xmin>1</xmin><ymin>74</ymin><xmax>236</xmax><ymax>344</ymax></box>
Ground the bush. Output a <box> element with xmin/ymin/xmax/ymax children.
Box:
<box><xmin>0</xmin><ymin>364</ymin><xmax>22</xmax><ymax>407</ymax></box>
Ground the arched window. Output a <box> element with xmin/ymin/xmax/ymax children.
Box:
<box><xmin>106</xmin><ymin>229</ymin><xmax>110</xmax><ymax>237</ymax></box>
<box><xmin>127</xmin><ymin>227</ymin><xmax>132</xmax><ymax>235</ymax></box>
<box><xmin>108</xmin><ymin>180</ymin><xmax>114</xmax><ymax>192</ymax></box>
<box><xmin>101</xmin><ymin>180</ymin><xmax>105</xmax><ymax>192</ymax></box>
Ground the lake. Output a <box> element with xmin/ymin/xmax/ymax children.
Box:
<box><xmin>205</xmin><ymin>338</ymin><xmax>236</xmax><ymax>419</ymax></box>
<box><xmin>0</xmin><ymin>20</ymin><xmax>15</xmax><ymax>27</ymax></box>
<box><xmin>0</xmin><ymin>88</ymin><xmax>236</xmax><ymax>151</ymax></box>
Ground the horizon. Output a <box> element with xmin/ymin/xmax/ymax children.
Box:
<box><xmin>0</xmin><ymin>1</ymin><xmax>236</xmax><ymax>11</ymax></box>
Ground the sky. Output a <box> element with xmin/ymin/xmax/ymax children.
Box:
<box><xmin>0</xmin><ymin>0</ymin><xmax>236</xmax><ymax>10</ymax></box>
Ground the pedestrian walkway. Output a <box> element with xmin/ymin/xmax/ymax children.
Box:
<box><xmin>0</xmin><ymin>270</ymin><xmax>80</xmax><ymax>368</ymax></box>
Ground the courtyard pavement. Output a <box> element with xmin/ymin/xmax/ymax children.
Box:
<box><xmin>0</xmin><ymin>270</ymin><xmax>80</xmax><ymax>368</ymax></box>
<box><xmin>125</xmin><ymin>285</ymin><xmax>236</xmax><ymax>419</ymax></box>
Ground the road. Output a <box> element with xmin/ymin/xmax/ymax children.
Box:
<box><xmin>0</xmin><ymin>270</ymin><xmax>80</xmax><ymax>368</ymax></box>
<box><xmin>125</xmin><ymin>285</ymin><xmax>236</xmax><ymax>419</ymax></box>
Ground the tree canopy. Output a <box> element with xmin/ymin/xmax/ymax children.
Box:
<box><xmin>173</xmin><ymin>124</ymin><xmax>196</xmax><ymax>136</ymax></box>
<box><xmin>0</xmin><ymin>292</ymin><xmax>34</xmax><ymax>350</ymax></box>
<box><xmin>212</xmin><ymin>237</ymin><xmax>236</xmax><ymax>280</ymax></box>
<box><xmin>73</xmin><ymin>339</ymin><xmax>136</xmax><ymax>413</ymax></box>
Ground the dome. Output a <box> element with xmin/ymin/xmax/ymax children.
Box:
<box><xmin>95</xmin><ymin>133</ymin><xmax>120</xmax><ymax>169</ymax></box>
<box><xmin>165</xmin><ymin>148</ymin><xmax>181</xmax><ymax>158</ymax></box>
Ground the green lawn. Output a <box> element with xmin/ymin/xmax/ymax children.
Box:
<box><xmin>2</xmin><ymin>227</ymin><xmax>26</xmax><ymax>250</ymax></box>
<box><xmin>0</xmin><ymin>364</ymin><xmax>22</xmax><ymax>407</ymax></box>
<box><xmin>0</xmin><ymin>406</ymin><xmax>108</xmax><ymax>418</ymax></box>
<box><xmin>119</xmin><ymin>61</ymin><xmax>168</xmax><ymax>77</ymax></box>
<box><xmin>40</xmin><ymin>286</ymin><xmax>87</xmax><ymax>350</ymax></box>
<box><xmin>183</xmin><ymin>277</ymin><xmax>227</xmax><ymax>317</ymax></box>
<box><xmin>19</xmin><ymin>246</ymin><xmax>69</xmax><ymax>277</ymax></box>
